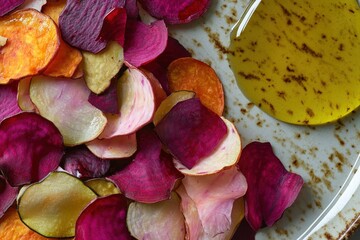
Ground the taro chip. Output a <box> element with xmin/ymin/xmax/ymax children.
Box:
<box><xmin>124</xmin><ymin>20</ymin><xmax>168</xmax><ymax>67</ymax></box>
<box><xmin>29</xmin><ymin>76</ymin><xmax>107</xmax><ymax>146</ymax></box>
<box><xmin>75</xmin><ymin>194</ymin><xmax>131</xmax><ymax>240</ymax></box>
<box><xmin>155</xmin><ymin>98</ymin><xmax>227</xmax><ymax>169</ymax></box>
<box><xmin>109</xmin><ymin>126</ymin><xmax>183</xmax><ymax>203</ymax></box>
<box><xmin>62</xmin><ymin>146</ymin><xmax>110</xmax><ymax>178</ymax></box>
<box><xmin>82</xmin><ymin>41</ymin><xmax>124</xmax><ymax>94</ymax></box>
<box><xmin>138</xmin><ymin>0</ymin><xmax>211</xmax><ymax>24</ymax></box>
<box><xmin>0</xmin><ymin>81</ymin><xmax>22</xmax><ymax>122</ymax></box>
<box><xmin>126</xmin><ymin>192</ymin><xmax>185</xmax><ymax>239</ymax></box>
<box><xmin>0</xmin><ymin>176</ymin><xmax>17</xmax><ymax>219</ymax></box>
<box><xmin>0</xmin><ymin>112</ymin><xmax>63</xmax><ymax>187</ymax></box>
<box><xmin>59</xmin><ymin>0</ymin><xmax>125</xmax><ymax>53</ymax></box>
<box><xmin>101</xmin><ymin>8</ymin><xmax>127</xmax><ymax>47</ymax></box>
<box><xmin>237</xmin><ymin>142</ymin><xmax>304</xmax><ymax>231</ymax></box>
<box><xmin>0</xmin><ymin>0</ymin><xmax>25</xmax><ymax>16</ymax></box>
<box><xmin>42</xmin><ymin>0</ymin><xmax>66</xmax><ymax>25</ymax></box>
<box><xmin>182</xmin><ymin>166</ymin><xmax>247</xmax><ymax>237</ymax></box>
<box><xmin>17</xmin><ymin>77</ymin><xmax>37</xmax><ymax>112</ymax></box>
<box><xmin>86</xmin><ymin>134</ymin><xmax>137</xmax><ymax>159</ymax></box>
<box><xmin>0</xmin><ymin>9</ymin><xmax>60</xmax><ymax>84</ymax></box>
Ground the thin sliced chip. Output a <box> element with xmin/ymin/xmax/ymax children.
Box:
<box><xmin>72</xmin><ymin>63</ymin><xmax>84</xmax><ymax>79</ymax></box>
<box><xmin>181</xmin><ymin>167</ymin><xmax>247</xmax><ymax>237</ymax></box>
<box><xmin>138</xmin><ymin>0</ymin><xmax>211</xmax><ymax>24</ymax></box>
<box><xmin>0</xmin><ymin>35</ymin><xmax>7</xmax><ymax>46</ymax></box>
<box><xmin>0</xmin><ymin>207</ymin><xmax>53</xmax><ymax>240</ymax></box>
<box><xmin>0</xmin><ymin>81</ymin><xmax>22</xmax><ymax>122</ymax></box>
<box><xmin>168</xmin><ymin>57</ymin><xmax>224</xmax><ymax>115</ymax></box>
<box><xmin>17</xmin><ymin>172</ymin><xmax>97</xmax><ymax>238</ymax></box>
<box><xmin>59</xmin><ymin>0</ymin><xmax>125</xmax><ymax>53</ymax></box>
<box><xmin>88</xmin><ymin>78</ymin><xmax>119</xmax><ymax>114</ymax></box>
<box><xmin>153</xmin><ymin>90</ymin><xmax>195</xmax><ymax>125</ymax></box>
<box><xmin>141</xmin><ymin>68</ymin><xmax>167</xmax><ymax>109</ymax></box>
<box><xmin>177</xmin><ymin>185</ymin><xmax>245</xmax><ymax>240</ymax></box>
<box><xmin>0</xmin><ymin>9</ymin><xmax>60</xmax><ymax>84</ymax></box>
<box><xmin>0</xmin><ymin>112</ymin><xmax>63</xmax><ymax>187</ymax></box>
<box><xmin>124</xmin><ymin>20</ymin><xmax>168</xmax><ymax>67</ymax></box>
<box><xmin>157</xmin><ymin>36</ymin><xmax>191</xmax><ymax>67</ymax></box>
<box><xmin>237</xmin><ymin>142</ymin><xmax>304</xmax><ymax>231</ymax></box>
<box><xmin>174</xmin><ymin>117</ymin><xmax>241</xmax><ymax>175</ymax></box>
<box><xmin>17</xmin><ymin>0</ymin><xmax>47</xmax><ymax>11</ymax></box>
<box><xmin>143</xmin><ymin>61</ymin><xmax>170</xmax><ymax>94</ymax></box>
<box><xmin>0</xmin><ymin>176</ymin><xmax>17</xmax><ymax>219</ymax></box>
<box><xmin>62</xmin><ymin>146</ymin><xmax>110</xmax><ymax>179</ymax></box>
<box><xmin>0</xmin><ymin>0</ymin><xmax>24</xmax><ymax>16</ymax></box>
<box><xmin>76</xmin><ymin>194</ymin><xmax>131</xmax><ymax>240</ymax></box>
<box><xmin>30</xmin><ymin>76</ymin><xmax>107</xmax><ymax>146</ymax></box>
<box><xmin>109</xmin><ymin>127</ymin><xmax>183</xmax><ymax>203</ymax></box>
<box><xmin>17</xmin><ymin>77</ymin><xmax>37</xmax><ymax>112</ymax></box>
<box><xmin>100</xmin><ymin>68</ymin><xmax>155</xmax><ymax>138</ymax></box>
<box><xmin>83</xmin><ymin>41</ymin><xmax>124</xmax><ymax>94</ymax></box>
<box><xmin>42</xmin><ymin>0</ymin><xmax>66</xmax><ymax>25</ymax></box>
<box><xmin>125</xmin><ymin>0</ymin><xmax>138</xmax><ymax>18</ymax></box>
<box><xmin>155</xmin><ymin>98</ymin><xmax>227</xmax><ymax>169</ymax></box>
<box><xmin>86</xmin><ymin>134</ymin><xmax>137</xmax><ymax>159</ymax></box>
<box><xmin>101</xmin><ymin>8</ymin><xmax>127</xmax><ymax>47</ymax></box>
<box><xmin>85</xmin><ymin>178</ymin><xmax>120</xmax><ymax>197</ymax></box>
<box><xmin>44</xmin><ymin>39</ymin><xmax>83</xmax><ymax>78</ymax></box>
<box><xmin>127</xmin><ymin>192</ymin><xmax>185</xmax><ymax>239</ymax></box>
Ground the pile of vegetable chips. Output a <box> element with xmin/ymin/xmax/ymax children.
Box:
<box><xmin>0</xmin><ymin>0</ymin><xmax>304</xmax><ymax>239</ymax></box>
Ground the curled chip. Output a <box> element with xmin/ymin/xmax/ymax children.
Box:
<box><xmin>0</xmin><ymin>9</ymin><xmax>60</xmax><ymax>84</ymax></box>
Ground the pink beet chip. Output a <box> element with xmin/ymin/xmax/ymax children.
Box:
<box><xmin>76</xmin><ymin>194</ymin><xmax>131</xmax><ymax>240</ymax></box>
<box><xmin>125</xmin><ymin>0</ymin><xmax>138</xmax><ymax>19</ymax></box>
<box><xmin>0</xmin><ymin>0</ymin><xmax>24</xmax><ymax>16</ymax></box>
<box><xmin>59</xmin><ymin>0</ymin><xmax>125</xmax><ymax>53</ymax></box>
<box><xmin>138</xmin><ymin>0</ymin><xmax>211</xmax><ymax>24</ymax></box>
<box><xmin>62</xmin><ymin>146</ymin><xmax>110</xmax><ymax>179</ymax></box>
<box><xmin>237</xmin><ymin>142</ymin><xmax>304</xmax><ymax>231</ymax></box>
<box><xmin>0</xmin><ymin>112</ymin><xmax>64</xmax><ymax>187</ymax></box>
<box><xmin>88</xmin><ymin>78</ymin><xmax>119</xmax><ymax>114</ymax></box>
<box><xmin>0</xmin><ymin>81</ymin><xmax>22</xmax><ymax>122</ymax></box>
<box><xmin>0</xmin><ymin>175</ymin><xmax>17</xmax><ymax>218</ymax></box>
<box><xmin>109</xmin><ymin>126</ymin><xmax>183</xmax><ymax>203</ymax></box>
<box><xmin>155</xmin><ymin>98</ymin><xmax>227</xmax><ymax>169</ymax></box>
<box><xmin>124</xmin><ymin>20</ymin><xmax>168</xmax><ymax>67</ymax></box>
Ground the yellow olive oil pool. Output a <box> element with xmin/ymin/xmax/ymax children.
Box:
<box><xmin>228</xmin><ymin>0</ymin><xmax>360</xmax><ymax>125</ymax></box>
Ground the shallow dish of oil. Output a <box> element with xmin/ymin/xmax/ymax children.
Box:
<box><xmin>169</xmin><ymin>0</ymin><xmax>360</xmax><ymax>239</ymax></box>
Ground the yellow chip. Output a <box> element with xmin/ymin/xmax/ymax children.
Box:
<box><xmin>0</xmin><ymin>9</ymin><xmax>60</xmax><ymax>84</ymax></box>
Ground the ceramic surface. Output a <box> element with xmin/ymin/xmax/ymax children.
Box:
<box><xmin>169</xmin><ymin>0</ymin><xmax>360</xmax><ymax>239</ymax></box>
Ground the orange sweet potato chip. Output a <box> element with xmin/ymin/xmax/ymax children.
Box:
<box><xmin>43</xmin><ymin>39</ymin><xmax>83</xmax><ymax>78</ymax></box>
<box><xmin>42</xmin><ymin>1</ymin><xmax>83</xmax><ymax>78</ymax></box>
<box><xmin>0</xmin><ymin>9</ymin><xmax>60</xmax><ymax>84</ymax></box>
<box><xmin>167</xmin><ymin>57</ymin><xmax>224</xmax><ymax>116</ymax></box>
<box><xmin>0</xmin><ymin>207</ymin><xmax>56</xmax><ymax>240</ymax></box>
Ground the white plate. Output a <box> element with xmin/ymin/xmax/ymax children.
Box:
<box><xmin>169</xmin><ymin>0</ymin><xmax>360</xmax><ymax>239</ymax></box>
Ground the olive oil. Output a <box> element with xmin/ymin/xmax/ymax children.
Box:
<box><xmin>228</xmin><ymin>0</ymin><xmax>360</xmax><ymax>125</ymax></box>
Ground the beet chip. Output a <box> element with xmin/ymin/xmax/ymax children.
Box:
<box><xmin>0</xmin><ymin>113</ymin><xmax>63</xmax><ymax>186</ymax></box>
<box><xmin>138</xmin><ymin>0</ymin><xmax>211</xmax><ymax>24</ymax></box>
<box><xmin>124</xmin><ymin>20</ymin><xmax>168</xmax><ymax>67</ymax></box>
<box><xmin>109</xmin><ymin>126</ymin><xmax>183</xmax><ymax>203</ymax></box>
<box><xmin>88</xmin><ymin>78</ymin><xmax>119</xmax><ymax>114</ymax></box>
<box><xmin>0</xmin><ymin>0</ymin><xmax>24</xmax><ymax>16</ymax></box>
<box><xmin>155</xmin><ymin>98</ymin><xmax>227</xmax><ymax>169</ymax></box>
<box><xmin>0</xmin><ymin>81</ymin><xmax>22</xmax><ymax>122</ymax></box>
<box><xmin>237</xmin><ymin>142</ymin><xmax>304</xmax><ymax>231</ymax></box>
<box><xmin>62</xmin><ymin>146</ymin><xmax>110</xmax><ymax>179</ymax></box>
<box><xmin>101</xmin><ymin>8</ymin><xmax>127</xmax><ymax>47</ymax></box>
<box><xmin>76</xmin><ymin>194</ymin><xmax>131</xmax><ymax>240</ymax></box>
<box><xmin>0</xmin><ymin>176</ymin><xmax>17</xmax><ymax>218</ymax></box>
<box><xmin>59</xmin><ymin>0</ymin><xmax>125</xmax><ymax>53</ymax></box>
